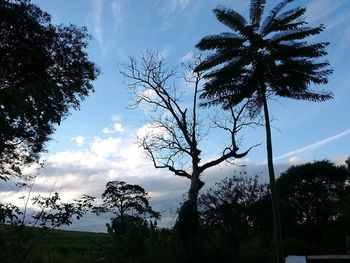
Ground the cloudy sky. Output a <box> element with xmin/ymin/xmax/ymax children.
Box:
<box><xmin>1</xmin><ymin>0</ymin><xmax>350</xmax><ymax>232</ymax></box>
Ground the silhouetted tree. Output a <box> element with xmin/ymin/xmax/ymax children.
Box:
<box><xmin>199</xmin><ymin>175</ymin><xmax>268</xmax><ymax>240</ymax></box>
<box><xmin>94</xmin><ymin>180</ymin><xmax>160</xmax><ymax>234</ymax></box>
<box><xmin>92</xmin><ymin>180</ymin><xmax>160</xmax><ymax>262</ymax></box>
<box><xmin>0</xmin><ymin>0</ymin><xmax>99</xmax><ymax>180</ymax></box>
<box><xmin>277</xmin><ymin>160</ymin><xmax>350</xmax><ymax>250</ymax></box>
<box><xmin>198</xmin><ymin>174</ymin><xmax>271</xmax><ymax>263</ymax></box>
<box><xmin>122</xmin><ymin>51</ymin><xmax>258</xmax><ymax>252</ymax></box>
<box><xmin>194</xmin><ymin>1</ymin><xmax>333</xmax><ymax>261</ymax></box>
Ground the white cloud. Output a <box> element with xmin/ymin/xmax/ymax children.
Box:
<box><xmin>91</xmin><ymin>137</ymin><xmax>122</xmax><ymax>159</ymax></box>
<box><xmin>288</xmin><ymin>156</ymin><xmax>302</xmax><ymax>165</ymax></box>
<box><xmin>136</xmin><ymin>123</ymin><xmax>168</xmax><ymax>139</ymax></box>
<box><xmin>102</xmin><ymin>122</ymin><xmax>124</xmax><ymax>134</ymax></box>
<box><xmin>71</xmin><ymin>136</ymin><xmax>85</xmax><ymax>147</ymax></box>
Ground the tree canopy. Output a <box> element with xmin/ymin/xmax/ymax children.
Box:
<box><xmin>94</xmin><ymin>180</ymin><xmax>160</xmax><ymax>220</ymax></box>
<box><xmin>0</xmin><ymin>0</ymin><xmax>99</xmax><ymax>180</ymax></box>
<box><xmin>277</xmin><ymin>160</ymin><xmax>350</xmax><ymax>245</ymax></box>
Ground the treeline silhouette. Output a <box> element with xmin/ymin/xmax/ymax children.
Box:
<box><xmin>1</xmin><ymin>159</ymin><xmax>349</xmax><ymax>263</ymax></box>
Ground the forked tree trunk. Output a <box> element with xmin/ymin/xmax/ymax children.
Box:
<box><xmin>261</xmin><ymin>90</ymin><xmax>284</xmax><ymax>263</ymax></box>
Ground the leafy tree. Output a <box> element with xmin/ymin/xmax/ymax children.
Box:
<box><xmin>94</xmin><ymin>180</ymin><xmax>160</xmax><ymax>233</ymax></box>
<box><xmin>194</xmin><ymin>1</ymin><xmax>332</xmax><ymax>261</ymax></box>
<box><xmin>93</xmin><ymin>181</ymin><xmax>160</xmax><ymax>262</ymax></box>
<box><xmin>198</xmin><ymin>174</ymin><xmax>271</xmax><ymax>263</ymax></box>
<box><xmin>277</xmin><ymin>160</ymin><xmax>350</xmax><ymax>251</ymax></box>
<box><xmin>199</xmin><ymin>175</ymin><xmax>268</xmax><ymax>239</ymax></box>
<box><xmin>0</xmin><ymin>0</ymin><xmax>99</xmax><ymax>180</ymax></box>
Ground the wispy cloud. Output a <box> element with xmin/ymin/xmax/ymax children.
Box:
<box><xmin>160</xmin><ymin>0</ymin><xmax>190</xmax><ymax>16</ymax></box>
<box><xmin>306</xmin><ymin>0</ymin><xmax>346</xmax><ymax>28</ymax></box>
<box><xmin>88</xmin><ymin>0</ymin><xmax>124</xmax><ymax>58</ymax></box>
<box><xmin>180</xmin><ymin>51</ymin><xmax>194</xmax><ymax>63</ymax></box>
<box><xmin>91</xmin><ymin>0</ymin><xmax>103</xmax><ymax>46</ymax></box>
<box><xmin>111</xmin><ymin>0</ymin><xmax>123</xmax><ymax>29</ymax></box>
<box><xmin>274</xmin><ymin>128</ymin><xmax>350</xmax><ymax>161</ymax></box>
<box><xmin>160</xmin><ymin>46</ymin><xmax>173</xmax><ymax>58</ymax></box>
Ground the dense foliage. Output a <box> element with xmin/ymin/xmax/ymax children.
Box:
<box><xmin>198</xmin><ymin>160</ymin><xmax>350</xmax><ymax>262</ymax></box>
<box><xmin>93</xmin><ymin>180</ymin><xmax>160</xmax><ymax>222</ymax></box>
<box><xmin>0</xmin><ymin>0</ymin><xmax>99</xmax><ymax>180</ymax></box>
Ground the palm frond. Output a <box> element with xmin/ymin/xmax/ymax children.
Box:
<box><xmin>203</xmin><ymin>57</ymin><xmax>251</xmax><ymax>80</ymax></box>
<box><xmin>195</xmin><ymin>33</ymin><xmax>244</xmax><ymax>51</ymax></box>
<box><xmin>250</xmin><ymin>0</ymin><xmax>266</xmax><ymax>28</ymax></box>
<box><xmin>213</xmin><ymin>7</ymin><xmax>248</xmax><ymax>35</ymax></box>
<box><xmin>195</xmin><ymin>48</ymin><xmax>244</xmax><ymax>72</ymax></box>
<box><xmin>270</xmin><ymin>42</ymin><xmax>329</xmax><ymax>59</ymax></box>
<box><xmin>271</xmin><ymin>26</ymin><xmax>324</xmax><ymax>43</ymax></box>
<box><xmin>264</xmin><ymin>7</ymin><xmax>306</xmax><ymax>35</ymax></box>
<box><xmin>200</xmin><ymin>82</ymin><xmax>257</xmax><ymax>109</ymax></box>
<box><xmin>261</xmin><ymin>0</ymin><xmax>294</xmax><ymax>34</ymax></box>
<box><xmin>277</xmin><ymin>7</ymin><xmax>306</xmax><ymax>24</ymax></box>
<box><xmin>282</xmin><ymin>90</ymin><xmax>333</xmax><ymax>102</ymax></box>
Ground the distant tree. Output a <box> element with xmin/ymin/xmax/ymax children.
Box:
<box><xmin>0</xmin><ymin>0</ymin><xmax>99</xmax><ymax>181</ymax></box>
<box><xmin>93</xmin><ymin>180</ymin><xmax>160</xmax><ymax>234</ymax></box>
<box><xmin>277</xmin><ymin>160</ymin><xmax>350</xmax><ymax>248</ymax></box>
<box><xmin>194</xmin><ymin>1</ymin><xmax>333</xmax><ymax>261</ymax></box>
<box><xmin>121</xmin><ymin>51</ymin><xmax>258</xmax><ymax>251</ymax></box>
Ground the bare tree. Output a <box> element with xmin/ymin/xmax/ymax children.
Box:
<box><xmin>121</xmin><ymin>51</ymin><xmax>258</xmax><ymax>237</ymax></box>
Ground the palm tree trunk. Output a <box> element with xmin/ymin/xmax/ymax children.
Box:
<box><xmin>261</xmin><ymin>90</ymin><xmax>284</xmax><ymax>263</ymax></box>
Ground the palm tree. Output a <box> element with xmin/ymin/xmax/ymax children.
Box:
<box><xmin>194</xmin><ymin>0</ymin><xmax>333</xmax><ymax>262</ymax></box>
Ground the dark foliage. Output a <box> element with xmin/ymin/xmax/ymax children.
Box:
<box><xmin>0</xmin><ymin>0</ymin><xmax>99</xmax><ymax>180</ymax></box>
<box><xmin>199</xmin><ymin>175</ymin><xmax>268</xmax><ymax>241</ymax></box>
<box><xmin>198</xmin><ymin>159</ymin><xmax>350</xmax><ymax>262</ymax></box>
<box><xmin>198</xmin><ymin>175</ymin><xmax>272</xmax><ymax>263</ymax></box>
<box><xmin>93</xmin><ymin>180</ymin><xmax>160</xmax><ymax>221</ymax></box>
<box><xmin>277</xmin><ymin>160</ymin><xmax>350</xmax><ymax>253</ymax></box>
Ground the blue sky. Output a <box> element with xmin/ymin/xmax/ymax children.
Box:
<box><xmin>1</xmin><ymin>0</ymin><xmax>350</xmax><ymax>231</ymax></box>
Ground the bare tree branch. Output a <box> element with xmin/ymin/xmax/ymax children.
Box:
<box><xmin>122</xmin><ymin>51</ymin><xmax>259</xmax><ymax>216</ymax></box>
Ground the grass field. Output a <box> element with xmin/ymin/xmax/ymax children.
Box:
<box><xmin>1</xmin><ymin>226</ymin><xmax>112</xmax><ymax>263</ymax></box>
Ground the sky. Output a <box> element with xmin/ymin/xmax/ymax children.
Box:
<box><xmin>1</xmin><ymin>0</ymin><xmax>350</xmax><ymax>232</ymax></box>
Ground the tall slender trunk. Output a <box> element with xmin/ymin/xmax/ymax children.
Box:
<box><xmin>261</xmin><ymin>90</ymin><xmax>284</xmax><ymax>263</ymax></box>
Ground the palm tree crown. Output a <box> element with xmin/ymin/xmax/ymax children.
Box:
<box><xmin>195</xmin><ymin>0</ymin><xmax>333</xmax><ymax>113</ymax></box>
